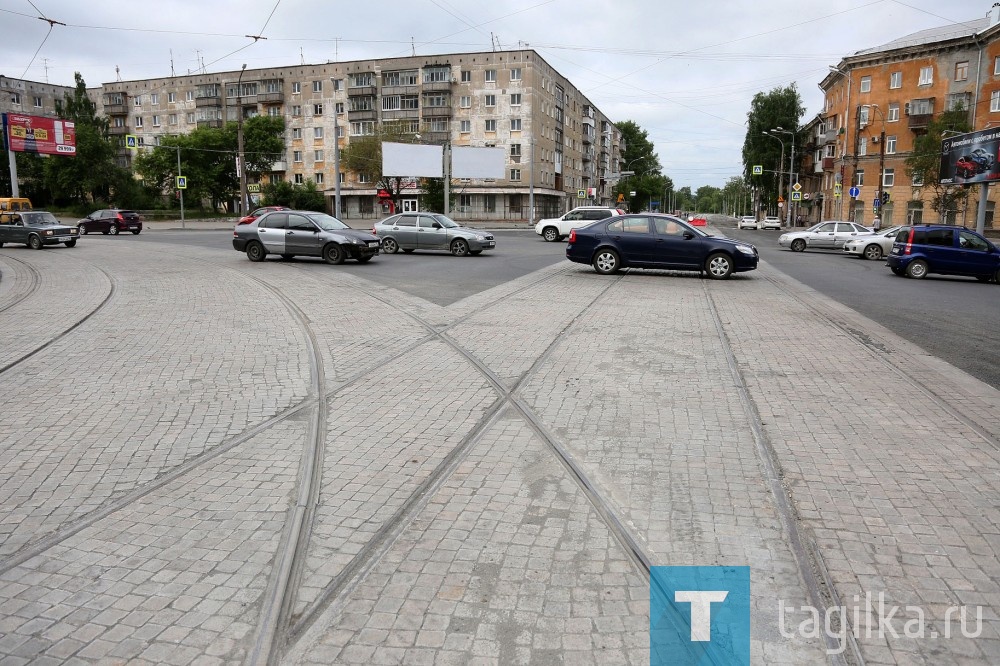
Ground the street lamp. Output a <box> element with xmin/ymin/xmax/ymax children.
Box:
<box><xmin>762</xmin><ymin>131</ymin><xmax>784</xmax><ymax>218</ymax></box>
<box><xmin>826</xmin><ymin>65</ymin><xmax>852</xmax><ymax>219</ymax></box>
<box><xmin>771</xmin><ymin>126</ymin><xmax>796</xmax><ymax>228</ymax></box>
<box><xmin>237</xmin><ymin>63</ymin><xmax>247</xmax><ymax>216</ymax></box>
<box><xmin>869</xmin><ymin>104</ymin><xmax>887</xmax><ymax>227</ymax></box>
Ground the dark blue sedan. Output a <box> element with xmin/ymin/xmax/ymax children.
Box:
<box><xmin>566</xmin><ymin>214</ymin><xmax>759</xmax><ymax>279</ymax></box>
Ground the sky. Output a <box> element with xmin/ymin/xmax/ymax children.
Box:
<box><xmin>0</xmin><ymin>0</ymin><xmax>991</xmax><ymax>190</ymax></box>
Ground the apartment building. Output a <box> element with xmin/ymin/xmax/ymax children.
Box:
<box><xmin>814</xmin><ymin>5</ymin><xmax>1000</xmax><ymax>227</ymax></box>
<box><xmin>0</xmin><ymin>76</ymin><xmax>73</xmax><ymax>121</ymax></box>
<box><xmin>95</xmin><ymin>50</ymin><xmax>623</xmax><ymax>220</ymax></box>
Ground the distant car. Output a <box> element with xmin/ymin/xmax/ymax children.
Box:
<box><xmin>238</xmin><ymin>205</ymin><xmax>289</xmax><ymax>226</ymax></box>
<box><xmin>760</xmin><ymin>216</ymin><xmax>782</xmax><ymax>230</ymax></box>
<box><xmin>970</xmin><ymin>147</ymin><xmax>996</xmax><ymax>172</ymax></box>
<box><xmin>0</xmin><ymin>210</ymin><xmax>80</xmax><ymax>249</ymax></box>
<box><xmin>233</xmin><ymin>210</ymin><xmax>379</xmax><ymax>264</ymax></box>
<box><xmin>534</xmin><ymin>206</ymin><xmax>624</xmax><ymax>242</ymax></box>
<box><xmin>956</xmin><ymin>156</ymin><xmax>978</xmax><ymax>178</ymax></box>
<box><xmin>737</xmin><ymin>216</ymin><xmax>758</xmax><ymax>230</ymax></box>
<box><xmin>778</xmin><ymin>221</ymin><xmax>872</xmax><ymax>251</ymax></box>
<box><xmin>78</xmin><ymin>209</ymin><xmax>142</xmax><ymax>235</ymax></box>
<box><xmin>372</xmin><ymin>212</ymin><xmax>495</xmax><ymax>256</ymax></box>
<box><xmin>886</xmin><ymin>225</ymin><xmax>1000</xmax><ymax>281</ymax></box>
<box><xmin>565</xmin><ymin>213</ymin><xmax>758</xmax><ymax>279</ymax></box>
<box><xmin>841</xmin><ymin>226</ymin><xmax>903</xmax><ymax>260</ymax></box>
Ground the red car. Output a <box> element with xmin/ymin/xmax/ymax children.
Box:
<box><xmin>238</xmin><ymin>206</ymin><xmax>289</xmax><ymax>225</ymax></box>
<box><xmin>956</xmin><ymin>156</ymin><xmax>978</xmax><ymax>179</ymax></box>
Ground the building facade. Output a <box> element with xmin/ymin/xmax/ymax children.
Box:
<box><xmin>814</xmin><ymin>7</ymin><xmax>1000</xmax><ymax>228</ymax></box>
<box><xmin>0</xmin><ymin>76</ymin><xmax>73</xmax><ymax>121</ymax></box>
<box><xmin>94</xmin><ymin>50</ymin><xmax>623</xmax><ymax>220</ymax></box>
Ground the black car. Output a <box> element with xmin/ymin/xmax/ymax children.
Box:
<box><xmin>0</xmin><ymin>211</ymin><xmax>80</xmax><ymax>249</ymax></box>
<box><xmin>78</xmin><ymin>209</ymin><xmax>143</xmax><ymax>235</ymax></box>
<box><xmin>233</xmin><ymin>210</ymin><xmax>380</xmax><ymax>264</ymax></box>
<box><xmin>566</xmin><ymin>214</ymin><xmax>758</xmax><ymax>279</ymax></box>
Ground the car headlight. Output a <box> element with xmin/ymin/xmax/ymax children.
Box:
<box><xmin>735</xmin><ymin>244</ymin><xmax>755</xmax><ymax>255</ymax></box>
<box><xmin>778</xmin><ymin>234</ymin><xmax>789</xmax><ymax>241</ymax></box>
<box><xmin>44</xmin><ymin>230</ymin><xmax>53</xmax><ymax>235</ymax></box>
<box><xmin>475</xmin><ymin>234</ymin><xmax>486</xmax><ymax>241</ymax></box>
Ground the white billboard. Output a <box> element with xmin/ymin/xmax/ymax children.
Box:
<box><xmin>382</xmin><ymin>142</ymin><xmax>443</xmax><ymax>177</ymax></box>
<box><xmin>452</xmin><ymin>145</ymin><xmax>506</xmax><ymax>179</ymax></box>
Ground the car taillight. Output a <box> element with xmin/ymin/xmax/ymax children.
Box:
<box><xmin>904</xmin><ymin>228</ymin><xmax>914</xmax><ymax>255</ymax></box>
<box><xmin>568</xmin><ymin>229</ymin><xmax>577</xmax><ymax>243</ymax></box>
<box><xmin>116</xmin><ymin>212</ymin><xmax>124</xmax><ymax>220</ymax></box>
<box><xmin>371</xmin><ymin>227</ymin><xmax>377</xmax><ymax>235</ymax></box>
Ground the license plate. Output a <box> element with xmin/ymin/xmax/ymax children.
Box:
<box><xmin>367</xmin><ymin>241</ymin><xmax>379</xmax><ymax>247</ymax></box>
<box><xmin>56</xmin><ymin>237</ymin><xmax>71</xmax><ymax>241</ymax></box>
<box><xmin>486</xmin><ymin>242</ymin><xmax>495</xmax><ymax>247</ymax></box>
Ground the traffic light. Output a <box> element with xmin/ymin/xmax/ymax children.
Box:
<box><xmin>881</xmin><ymin>191</ymin><xmax>890</xmax><ymax>205</ymax></box>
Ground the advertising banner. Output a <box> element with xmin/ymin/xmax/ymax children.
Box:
<box><xmin>2</xmin><ymin>113</ymin><xmax>76</xmax><ymax>156</ymax></box>
<box><xmin>940</xmin><ymin>127</ymin><xmax>1000</xmax><ymax>185</ymax></box>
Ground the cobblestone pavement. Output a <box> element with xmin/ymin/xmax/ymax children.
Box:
<box><xmin>0</xmin><ymin>237</ymin><xmax>997</xmax><ymax>665</ymax></box>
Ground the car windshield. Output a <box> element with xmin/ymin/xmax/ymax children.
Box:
<box><xmin>22</xmin><ymin>212</ymin><xmax>59</xmax><ymax>225</ymax></box>
<box><xmin>431</xmin><ymin>214</ymin><xmax>460</xmax><ymax>228</ymax></box>
<box><xmin>306</xmin><ymin>213</ymin><xmax>350</xmax><ymax>230</ymax></box>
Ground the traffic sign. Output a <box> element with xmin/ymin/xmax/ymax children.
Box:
<box><xmin>247</xmin><ymin>183</ymin><xmax>261</xmax><ymax>193</ymax></box>
<box><xmin>849</xmin><ymin>186</ymin><xmax>860</xmax><ymax>198</ymax></box>
<box><xmin>791</xmin><ymin>192</ymin><xmax>802</xmax><ymax>201</ymax></box>
<box><xmin>752</xmin><ymin>165</ymin><xmax>763</xmax><ymax>175</ymax></box>
<box><xmin>617</xmin><ymin>193</ymin><xmax>625</xmax><ymax>203</ymax></box>
<box><xmin>777</xmin><ymin>196</ymin><xmax>784</xmax><ymax>203</ymax></box>
<box><xmin>176</xmin><ymin>176</ymin><xmax>187</xmax><ymax>189</ymax></box>
<box><xmin>792</xmin><ymin>182</ymin><xmax>802</xmax><ymax>192</ymax></box>
<box><xmin>873</xmin><ymin>197</ymin><xmax>881</xmax><ymax>209</ymax></box>
<box><xmin>578</xmin><ymin>189</ymin><xmax>586</xmax><ymax>199</ymax></box>
<box><xmin>125</xmin><ymin>135</ymin><xmax>137</xmax><ymax>150</ymax></box>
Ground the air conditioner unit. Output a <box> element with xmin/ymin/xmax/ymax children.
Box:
<box><xmin>859</xmin><ymin>121</ymin><xmax>867</xmax><ymax>129</ymax></box>
<box><xmin>904</xmin><ymin>102</ymin><xmax>910</xmax><ymax>116</ymax></box>
<box><xmin>872</xmin><ymin>136</ymin><xmax>879</xmax><ymax>143</ymax></box>
<box><xmin>451</xmin><ymin>77</ymin><xmax>458</xmax><ymax>84</ymax></box>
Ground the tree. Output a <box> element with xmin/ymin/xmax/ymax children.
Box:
<box><xmin>421</xmin><ymin>177</ymin><xmax>455</xmax><ymax>214</ymax></box>
<box><xmin>742</xmin><ymin>85</ymin><xmax>805</xmax><ymax>211</ymax></box>
<box><xmin>340</xmin><ymin>121</ymin><xmax>420</xmax><ymax>214</ymax></box>
<box><xmin>611</xmin><ymin>121</ymin><xmax>665</xmax><ymax>211</ymax></box>
<box><xmin>906</xmin><ymin>106</ymin><xmax>972</xmax><ymax>223</ymax></box>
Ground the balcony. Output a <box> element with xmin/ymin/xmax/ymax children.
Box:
<box><xmin>822</xmin><ymin>157</ymin><xmax>835</xmax><ymax>171</ymax></box>
<box><xmin>257</xmin><ymin>91</ymin><xmax>285</xmax><ymax>104</ymax></box>
<box><xmin>381</xmin><ymin>109</ymin><xmax>419</xmax><ymax>121</ymax></box>
<box><xmin>382</xmin><ymin>85</ymin><xmax>419</xmax><ymax>96</ymax></box>
<box><xmin>908</xmin><ymin>114</ymin><xmax>932</xmax><ymax>131</ymax></box>
<box><xmin>422</xmin><ymin>131</ymin><xmax>450</xmax><ymax>144</ymax></box>
<box><xmin>422</xmin><ymin>80</ymin><xmax>453</xmax><ymax>92</ymax></box>
<box><xmin>196</xmin><ymin>96</ymin><xmax>222</xmax><ymax>108</ymax></box>
<box><xmin>814</xmin><ymin>160</ymin><xmax>825</xmax><ymax>173</ymax></box>
<box><xmin>197</xmin><ymin>119</ymin><xmax>224</xmax><ymax>129</ymax></box>
<box><xmin>421</xmin><ymin>106</ymin><xmax>453</xmax><ymax>118</ymax></box>
<box><xmin>109</xmin><ymin>125</ymin><xmax>128</xmax><ymax>135</ymax></box>
<box><xmin>104</xmin><ymin>104</ymin><xmax>128</xmax><ymax>116</ymax></box>
<box><xmin>348</xmin><ymin>108</ymin><xmax>377</xmax><ymax>122</ymax></box>
<box><xmin>582</xmin><ymin>133</ymin><xmax>593</xmax><ymax>145</ymax></box>
<box><xmin>270</xmin><ymin>161</ymin><xmax>287</xmax><ymax>172</ymax></box>
<box><xmin>348</xmin><ymin>85</ymin><xmax>377</xmax><ymax>97</ymax></box>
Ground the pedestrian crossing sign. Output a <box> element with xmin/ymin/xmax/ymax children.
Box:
<box><xmin>791</xmin><ymin>192</ymin><xmax>801</xmax><ymax>201</ymax></box>
<box><xmin>176</xmin><ymin>176</ymin><xmax>187</xmax><ymax>189</ymax></box>
<box><xmin>125</xmin><ymin>135</ymin><xmax>137</xmax><ymax>150</ymax></box>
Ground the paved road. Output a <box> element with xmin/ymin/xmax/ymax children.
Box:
<box><xmin>727</xmin><ymin>227</ymin><xmax>1000</xmax><ymax>390</ymax></box>
<box><xmin>0</xmin><ymin>236</ymin><xmax>998</xmax><ymax>665</ymax></box>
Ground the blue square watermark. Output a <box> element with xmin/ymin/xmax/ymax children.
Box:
<box><xmin>650</xmin><ymin>566</ymin><xmax>750</xmax><ymax>666</ymax></box>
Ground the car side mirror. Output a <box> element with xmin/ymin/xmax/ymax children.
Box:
<box><xmin>683</xmin><ymin>232</ymin><xmax>694</xmax><ymax>240</ymax></box>
<box><xmin>432</xmin><ymin>222</ymin><xmax>442</xmax><ymax>229</ymax></box>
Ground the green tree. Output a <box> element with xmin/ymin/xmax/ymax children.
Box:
<box><xmin>906</xmin><ymin>106</ymin><xmax>972</xmax><ymax>222</ymax></box>
<box><xmin>340</xmin><ymin>121</ymin><xmax>420</xmax><ymax>214</ymax></box>
<box><xmin>613</xmin><ymin>120</ymin><xmax>664</xmax><ymax>210</ymax></box>
<box><xmin>721</xmin><ymin>176</ymin><xmax>750</xmax><ymax>216</ymax></box>
<box><xmin>421</xmin><ymin>177</ymin><xmax>456</xmax><ymax>214</ymax></box>
<box><xmin>742</xmin><ymin>85</ymin><xmax>805</xmax><ymax>210</ymax></box>
<box><xmin>290</xmin><ymin>180</ymin><xmax>325</xmax><ymax>211</ymax></box>
<box><xmin>695</xmin><ymin>185</ymin><xmax>722</xmax><ymax>213</ymax></box>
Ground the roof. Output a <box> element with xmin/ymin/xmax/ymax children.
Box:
<box><xmin>853</xmin><ymin>18</ymin><xmax>989</xmax><ymax>57</ymax></box>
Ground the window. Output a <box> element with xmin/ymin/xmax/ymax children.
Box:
<box><xmin>459</xmin><ymin>194</ymin><xmax>472</xmax><ymax>210</ymax></box>
<box><xmin>168</xmin><ymin>113</ymin><xmax>177</xmax><ymax>125</ymax></box>
<box><xmin>511</xmin><ymin>143</ymin><xmax>521</xmax><ymax>158</ymax></box>
<box><xmin>990</xmin><ymin>90</ymin><xmax>1000</xmax><ymax>112</ymax></box>
<box><xmin>461</xmin><ymin>70</ymin><xmax>471</xmax><ymax>82</ymax></box>
<box><xmin>509</xmin><ymin>168</ymin><xmax>521</xmax><ymax>181</ymax></box>
<box><xmin>910</xmin><ymin>98</ymin><xmax>933</xmax><ymax>115</ymax></box>
<box><xmin>186</xmin><ymin>91</ymin><xmax>194</xmax><ymax>102</ymax></box>
<box><xmin>912</xmin><ymin>172</ymin><xmax>924</xmax><ymax>187</ymax></box>
<box><xmin>886</xmin><ymin>135</ymin><xmax>897</xmax><ymax>154</ymax></box>
<box><xmin>510</xmin><ymin>67</ymin><xmax>521</xmax><ymax>81</ymax></box>
<box><xmin>336</xmin><ymin>125</ymin><xmax>344</xmax><ymax>138</ymax></box>
<box><xmin>32</xmin><ymin>96</ymin><xmax>42</xmax><ymax>108</ymax></box>
<box><xmin>887</xmin><ymin>103</ymin><xmax>899</xmax><ymax>122</ymax></box>
<box><xmin>151</xmin><ymin>93</ymin><xmax>159</xmax><ymax>105</ymax></box>
<box><xmin>292</xmin><ymin>128</ymin><xmax>302</xmax><ymax>139</ymax></box>
<box><xmin>460</xmin><ymin>95</ymin><xmax>471</xmax><ymax>108</ymax></box>
<box><xmin>484</xmin><ymin>194</ymin><xmax>496</xmax><ymax>213</ymax></box>
<box><xmin>357</xmin><ymin>173</ymin><xmax>371</xmax><ymax>184</ymax></box>
<box><xmin>134</xmin><ymin>96</ymin><xmax>142</xmax><ymax>107</ymax></box>
<box><xmin>350</xmin><ymin>121</ymin><xmax>375</xmax><ymax>135</ymax></box>
<box><xmin>510</xmin><ymin>118</ymin><xmax>522</xmax><ymax>131</ymax></box>
<box><xmin>292</xmin><ymin>105</ymin><xmax>302</xmax><ymax>116</ymax></box>
<box><xmin>134</xmin><ymin>116</ymin><xmax>143</xmax><ymax>128</ymax></box>
<box><xmin>168</xmin><ymin>92</ymin><xmax>176</xmax><ymax>103</ymax></box>
<box><xmin>460</xmin><ymin>120</ymin><xmax>471</xmax><ymax>132</ymax></box>
<box><xmin>292</xmin><ymin>82</ymin><xmax>301</xmax><ymax>94</ymax></box>
<box><xmin>313</xmin><ymin>103</ymin><xmax>323</xmax><ymax>115</ymax></box>
<box><xmin>313</xmin><ymin>81</ymin><xmax>323</xmax><ymax>93</ymax></box>
<box><xmin>995</xmin><ymin>56</ymin><xmax>1000</xmax><ymax>76</ymax></box>
<box><xmin>422</xmin><ymin>67</ymin><xmax>450</xmax><ymax>83</ymax></box>
<box><xmin>860</xmin><ymin>76</ymin><xmax>871</xmax><ymax>92</ymax></box>
<box><xmin>855</xmin><ymin>169</ymin><xmax>864</xmax><ymax>186</ymax></box>
<box><xmin>293</xmin><ymin>151</ymin><xmax>302</xmax><ymax>162</ymax></box>
<box><xmin>311</xmin><ymin>172</ymin><xmax>322</xmax><ymax>185</ymax></box>
<box><xmin>314</xmin><ymin>150</ymin><xmax>323</xmax><ymax>162</ymax></box>
<box><xmin>485</xmin><ymin>119</ymin><xmax>497</xmax><ymax>132</ymax></box>
<box><xmin>334</xmin><ymin>79</ymin><xmax>343</xmax><ymax>91</ymax></box>
<box><xmin>858</xmin><ymin>137</ymin><xmax>867</xmax><ymax>156</ymax></box>
<box><xmin>956</xmin><ymin>61</ymin><xmax>969</xmax><ymax>81</ymax></box>
<box><xmin>510</xmin><ymin>93</ymin><xmax>521</xmax><ymax>106</ymax></box>
<box><xmin>859</xmin><ymin>106</ymin><xmax>870</xmax><ymax>125</ymax></box>
<box><xmin>294</xmin><ymin>174</ymin><xmax>304</xmax><ymax>184</ymax></box>
<box><xmin>187</xmin><ymin>112</ymin><xmax>195</xmax><ymax>123</ymax></box>
<box><xmin>152</xmin><ymin>115</ymin><xmax>161</xmax><ymax>127</ymax></box>
<box><xmin>918</xmin><ymin>66</ymin><xmax>933</xmax><ymax>85</ymax></box>
<box><xmin>336</xmin><ymin>102</ymin><xmax>345</xmax><ymax>114</ymax></box>
<box><xmin>424</xmin><ymin>94</ymin><xmax>448</xmax><ymax>107</ymax></box>
<box><xmin>314</xmin><ymin>127</ymin><xmax>324</xmax><ymax>139</ymax></box>
<box><xmin>382</xmin><ymin>95</ymin><xmax>401</xmax><ymax>111</ymax></box>
<box><xmin>267</xmin><ymin>107</ymin><xmax>281</xmax><ymax>117</ymax></box>
<box><xmin>883</xmin><ymin>168</ymin><xmax>894</xmax><ymax>187</ymax></box>
<box><xmin>959</xmin><ymin>230</ymin><xmax>989</xmax><ymax>251</ymax></box>
<box><xmin>485</xmin><ymin>69</ymin><xmax>496</xmax><ymax>83</ymax></box>
<box><xmin>485</xmin><ymin>94</ymin><xmax>496</xmax><ymax>107</ymax></box>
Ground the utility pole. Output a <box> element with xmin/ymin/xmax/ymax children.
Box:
<box><xmin>332</xmin><ymin>101</ymin><xmax>342</xmax><ymax>218</ymax></box>
<box><xmin>443</xmin><ymin>139</ymin><xmax>451</xmax><ymax>217</ymax></box>
<box><xmin>176</xmin><ymin>146</ymin><xmax>185</xmax><ymax>229</ymax></box>
<box><xmin>528</xmin><ymin>139</ymin><xmax>534</xmax><ymax>222</ymax></box>
<box><xmin>236</xmin><ymin>64</ymin><xmax>247</xmax><ymax>216</ymax></box>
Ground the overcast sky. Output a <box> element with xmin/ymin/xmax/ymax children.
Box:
<box><xmin>1</xmin><ymin>0</ymin><xmax>990</xmax><ymax>189</ymax></box>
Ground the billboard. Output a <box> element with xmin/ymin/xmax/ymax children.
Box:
<box><xmin>940</xmin><ymin>127</ymin><xmax>1000</xmax><ymax>186</ymax></box>
<box><xmin>2</xmin><ymin>113</ymin><xmax>76</xmax><ymax>156</ymax></box>
<box><xmin>382</xmin><ymin>141</ymin><xmax>442</xmax><ymax>177</ymax></box>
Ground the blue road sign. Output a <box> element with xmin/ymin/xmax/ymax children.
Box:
<box><xmin>848</xmin><ymin>186</ymin><xmax>860</xmax><ymax>198</ymax></box>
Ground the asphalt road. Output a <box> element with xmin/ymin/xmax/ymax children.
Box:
<box><xmin>728</xmin><ymin>226</ymin><xmax>1000</xmax><ymax>390</ymax></box>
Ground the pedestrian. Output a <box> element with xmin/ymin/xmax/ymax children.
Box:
<box><xmin>795</xmin><ymin>214</ymin><xmax>802</xmax><ymax>227</ymax></box>
<box><xmin>872</xmin><ymin>216</ymin><xmax>881</xmax><ymax>231</ymax></box>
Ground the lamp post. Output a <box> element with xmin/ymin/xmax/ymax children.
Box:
<box><xmin>826</xmin><ymin>65</ymin><xmax>852</xmax><ymax>219</ymax></box>
<box><xmin>771</xmin><ymin>126</ymin><xmax>796</xmax><ymax>228</ymax></box>
<box><xmin>869</xmin><ymin>104</ymin><xmax>886</xmax><ymax>226</ymax></box>
<box><xmin>237</xmin><ymin>63</ymin><xmax>247</xmax><ymax>216</ymax></box>
<box><xmin>762</xmin><ymin>131</ymin><xmax>784</xmax><ymax>218</ymax></box>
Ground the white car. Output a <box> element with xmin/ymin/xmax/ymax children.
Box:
<box><xmin>738</xmin><ymin>216</ymin><xmax>758</xmax><ymax>230</ymax></box>
<box><xmin>534</xmin><ymin>206</ymin><xmax>624</xmax><ymax>242</ymax></box>
<box><xmin>778</xmin><ymin>221</ymin><xmax>873</xmax><ymax>251</ymax></box>
<box><xmin>841</xmin><ymin>226</ymin><xmax>903</xmax><ymax>260</ymax></box>
<box><xmin>760</xmin><ymin>216</ymin><xmax>782</xmax><ymax>230</ymax></box>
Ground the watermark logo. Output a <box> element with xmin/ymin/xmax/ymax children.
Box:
<box><xmin>650</xmin><ymin>566</ymin><xmax>750</xmax><ymax>666</ymax></box>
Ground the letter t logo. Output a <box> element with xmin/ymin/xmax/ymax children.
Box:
<box><xmin>674</xmin><ymin>591</ymin><xmax>729</xmax><ymax>641</ymax></box>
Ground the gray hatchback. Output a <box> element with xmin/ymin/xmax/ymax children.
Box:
<box><xmin>372</xmin><ymin>213</ymin><xmax>495</xmax><ymax>256</ymax></box>
<box><xmin>233</xmin><ymin>210</ymin><xmax>380</xmax><ymax>264</ymax></box>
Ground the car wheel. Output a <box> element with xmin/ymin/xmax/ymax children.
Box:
<box><xmin>64</xmin><ymin>240</ymin><xmax>77</xmax><ymax>248</ymax></box>
<box><xmin>790</xmin><ymin>239</ymin><xmax>806</xmax><ymax>252</ymax></box>
<box><xmin>469</xmin><ymin>250</ymin><xmax>482</xmax><ymax>255</ymax></box>
<box><xmin>705</xmin><ymin>252</ymin><xmax>733</xmax><ymax>279</ymax></box>
<box><xmin>995</xmin><ymin>269</ymin><xmax>1000</xmax><ymax>284</ymax></box>
<box><xmin>280</xmin><ymin>254</ymin><xmax>294</xmax><ymax>260</ymax></box>
<box><xmin>323</xmin><ymin>243</ymin><xmax>345</xmax><ymax>265</ymax></box>
<box><xmin>109</xmin><ymin>225</ymin><xmax>119</xmax><ymax>235</ymax></box>
<box><xmin>403</xmin><ymin>248</ymin><xmax>414</xmax><ymax>253</ymax></box>
<box><xmin>246</xmin><ymin>241</ymin><xmax>266</xmax><ymax>262</ymax></box>
<box><xmin>906</xmin><ymin>259</ymin><xmax>928</xmax><ymax>279</ymax></box>
<box><xmin>592</xmin><ymin>248</ymin><xmax>620</xmax><ymax>274</ymax></box>
<box><xmin>863</xmin><ymin>244</ymin><xmax>882</xmax><ymax>261</ymax></box>
<box><xmin>28</xmin><ymin>235</ymin><xmax>43</xmax><ymax>250</ymax></box>
<box><xmin>79</xmin><ymin>224</ymin><xmax>88</xmax><ymax>235</ymax></box>
<box><xmin>381</xmin><ymin>237</ymin><xmax>399</xmax><ymax>254</ymax></box>
<box><xmin>450</xmin><ymin>239</ymin><xmax>470</xmax><ymax>257</ymax></box>
<box><xmin>131</xmin><ymin>229</ymin><xmax>140</xmax><ymax>235</ymax></box>
<box><xmin>542</xmin><ymin>226</ymin><xmax>559</xmax><ymax>242</ymax></box>
<box><xmin>357</xmin><ymin>256</ymin><xmax>373</xmax><ymax>263</ymax></box>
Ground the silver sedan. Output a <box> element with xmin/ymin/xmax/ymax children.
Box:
<box><xmin>372</xmin><ymin>212</ymin><xmax>496</xmax><ymax>256</ymax></box>
<box><xmin>778</xmin><ymin>220</ymin><xmax>872</xmax><ymax>251</ymax></box>
<box><xmin>842</xmin><ymin>227</ymin><xmax>903</xmax><ymax>260</ymax></box>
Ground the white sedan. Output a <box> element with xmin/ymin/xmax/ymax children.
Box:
<box><xmin>778</xmin><ymin>220</ymin><xmax>873</xmax><ymax>251</ymax></box>
<box><xmin>760</xmin><ymin>216</ymin><xmax>782</xmax><ymax>230</ymax></box>
<box><xmin>842</xmin><ymin>226</ymin><xmax>903</xmax><ymax>260</ymax></box>
<box><xmin>738</xmin><ymin>216</ymin><xmax>758</xmax><ymax>230</ymax></box>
